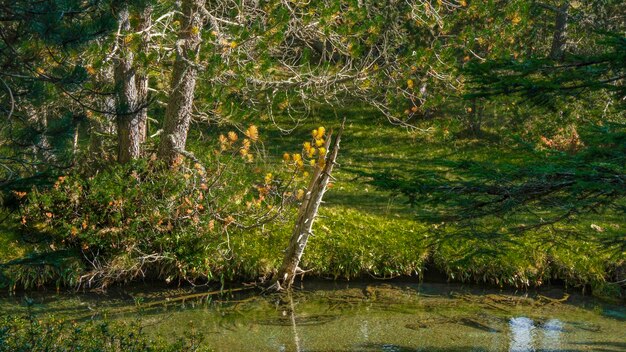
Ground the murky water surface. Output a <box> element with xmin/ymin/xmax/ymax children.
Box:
<box><xmin>2</xmin><ymin>281</ymin><xmax>625</xmax><ymax>351</ymax></box>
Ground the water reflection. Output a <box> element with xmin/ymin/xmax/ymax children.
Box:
<box><xmin>541</xmin><ymin>319</ymin><xmax>564</xmax><ymax>351</ymax></box>
<box><xmin>508</xmin><ymin>317</ymin><xmax>564</xmax><ymax>352</ymax></box>
<box><xmin>4</xmin><ymin>282</ymin><xmax>623</xmax><ymax>352</ymax></box>
<box><xmin>509</xmin><ymin>317</ymin><xmax>536</xmax><ymax>352</ymax></box>
<box><xmin>288</xmin><ymin>293</ymin><xmax>302</xmax><ymax>352</ymax></box>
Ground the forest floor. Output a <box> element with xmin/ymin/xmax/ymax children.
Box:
<box><xmin>1</xmin><ymin>108</ymin><xmax>624</xmax><ymax>298</ymax></box>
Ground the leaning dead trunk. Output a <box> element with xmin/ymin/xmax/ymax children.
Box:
<box><xmin>273</xmin><ymin>123</ymin><xmax>344</xmax><ymax>290</ymax></box>
<box><xmin>114</xmin><ymin>7</ymin><xmax>141</xmax><ymax>163</ymax></box>
<box><xmin>549</xmin><ymin>2</ymin><xmax>569</xmax><ymax>61</ymax></box>
<box><xmin>158</xmin><ymin>0</ymin><xmax>206</xmax><ymax>165</ymax></box>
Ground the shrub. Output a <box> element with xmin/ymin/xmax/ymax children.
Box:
<box><xmin>15</xmin><ymin>126</ymin><xmax>302</xmax><ymax>288</ymax></box>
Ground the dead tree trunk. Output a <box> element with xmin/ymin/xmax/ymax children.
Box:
<box><xmin>549</xmin><ymin>2</ymin><xmax>569</xmax><ymax>61</ymax></box>
<box><xmin>158</xmin><ymin>0</ymin><xmax>206</xmax><ymax>166</ymax></box>
<box><xmin>114</xmin><ymin>7</ymin><xmax>141</xmax><ymax>163</ymax></box>
<box><xmin>272</xmin><ymin>122</ymin><xmax>344</xmax><ymax>291</ymax></box>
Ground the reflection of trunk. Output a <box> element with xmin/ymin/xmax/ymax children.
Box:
<box><xmin>136</xmin><ymin>5</ymin><xmax>152</xmax><ymax>144</ymax></box>
<box><xmin>273</xmin><ymin>123</ymin><xmax>344</xmax><ymax>290</ymax></box>
<box><xmin>549</xmin><ymin>2</ymin><xmax>569</xmax><ymax>61</ymax></box>
<box><xmin>158</xmin><ymin>0</ymin><xmax>206</xmax><ymax>165</ymax></box>
<box><xmin>288</xmin><ymin>293</ymin><xmax>301</xmax><ymax>352</ymax></box>
<box><xmin>114</xmin><ymin>7</ymin><xmax>141</xmax><ymax>163</ymax></box>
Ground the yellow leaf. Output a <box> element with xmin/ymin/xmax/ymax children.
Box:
<box><xmin>511</xmin><ymin>13</ymin><xmax>521</xmax><ymax>25</ymax></box>
<box><xmin>317</xmin><ymin>126</ymin><xmax>326</xmax><ymax>137</ymax></box>
<box><xmin>245</xmin><ymin>125</ymin><xmax>259</xmax><ymax>141</ymax></box>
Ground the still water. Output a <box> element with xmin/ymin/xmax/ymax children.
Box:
<box><xmin>2</xmin><ymin>281</ymin><xmax>625</xmax><ymax>351</ymax></box>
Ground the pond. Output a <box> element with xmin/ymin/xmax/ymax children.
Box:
<box><xmin>2</xmin><ymin>281</ymin><xmax>625</xmax><ymax>351</ymax></box>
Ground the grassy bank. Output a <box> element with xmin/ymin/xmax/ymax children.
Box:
<box><xmin>1</xmin><ymin>110</ymin><xmax>624</xmax><ymax>297</ymax></box>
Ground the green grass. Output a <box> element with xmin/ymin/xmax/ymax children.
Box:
<box><xmin>213</xmin><ymin>108</ymin><xmax>624</xmax><ymax>290</ymax></box>
<box><xmin>0</xmin><ymin>213</ymin><xmax>29</xmax><ymax>262</ymax></box>
<box><xmin>1</xmin><ymin>108</ymin><xmax>624</xmax><ymax>296</ymax></box>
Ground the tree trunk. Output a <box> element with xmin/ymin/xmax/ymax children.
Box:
<box><xmin>549</xmin><ymin>2</ymin><xmax>569</xmax><ymax>61</ymax></box>
<box><xmin>114</xmin><ymin>6</ymin><xmax>141</xmax><ymax>163</ymax></box>
<box><xmin>72</xmin><ymin>119</ymin><xmax>81</xmax><ymax>162</ymax></box>
<box><xmin>136</xmin><ymin>5</ymin><xmax>152</xmax><ymax>144</ymax></box>
<box><xmin>158</xmin><ymin>0</ymin><xmax>206</xmax><ymax>165</ymax></box>
<box><xmin>273</xmin><ymin>123</ymin><xmax>344</xmax><ymax>290</ymax></box>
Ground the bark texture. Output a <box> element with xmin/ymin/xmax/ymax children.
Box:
<box><xmin>114</xmin><ymin>7</ymin><xmax>141</xmax><ymax>163</ymax></box>
<box><xmin>274</xmin><ymin>123</ymin><xmax>344</xmax><ymax>290</ymax></box>
<box><xmin>549</xmin><ymin>2</ymin><xmax>569</xmax><ymax>61</ymax></box>
<box><xmin>158</xmin><ymin>0</ymin><xmax>206</xmax><ymax>165</ymax></box>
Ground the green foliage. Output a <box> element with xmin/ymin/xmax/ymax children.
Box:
<box><xmin>6</xmin><ymin>122</ymin><xmax>319</xmax><ymax>288</ymax></box>
<box><xmin>16</xmin><ymin>149</ymin><xmax>285</xmax><ymax>287</ymax></box>
<box><xmin>0</xmin><ymin>110</ymin><xmax>624</xmax><ymax>298</ymax></box>
<box><xmin>1</xmin><ymin>0</ymin><xmax>625</xmax><ymax>300</ymax></box>
<box><xmin>0</xmin><ymin>250</ymin><xmax>83</xmax><ymax>291</ymax></box>
<box><xmin>0</xmin><ymin>309</ymin><xmax>204</xmax><ymax>352</ymax></box>
<box><xmin>465</xmin><ymin>33</ymin><xmax>626</xmax><ymax>107</ymax></box>
<box><xmin>0</xmin><ymin>0</ymin><xmax>117</xmax><ymax>196</ymax></box>
<box><xmin>361</xmin><ymin>121</ymin><xmax>625</xmax><ymax>290</ymax></box>
<box><xmin>306</xmin><ymin>207</ymin><xmax>429</xmax><ymax>279</ymax></box>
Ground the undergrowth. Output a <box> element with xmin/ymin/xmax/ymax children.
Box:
<box><xmin>0</xmin><ymin>111</ymin><xmax>624</xmax><ymax>299</ymax></box>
